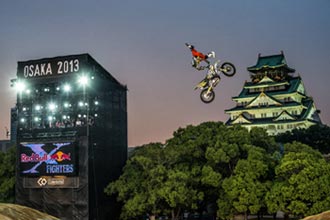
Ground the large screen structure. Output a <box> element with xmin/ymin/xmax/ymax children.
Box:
<box><xmin>19</xmin><ymin>142</ymin><xmax>77</xmax><ymax>176</ymax></box>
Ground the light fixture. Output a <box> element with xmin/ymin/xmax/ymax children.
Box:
<box><xmin>15</xmin><ymin>80</ymin><xmax>26</xmax><ymax>93</ymax></box>
<box><xmin>78</xmin><ymin>75</ymin><xmax>89</xmax><ymax>86</ymax></box>
<box><xmin>64</xmin><ymin>102</ymin><xmax>70</xmax><ymax>108</ymax></box>
<box><xmin>48</xmin><ymin>103</ymin><xmax>57</xmax><ymax>112</ymax></box>
<box><xmin>63</xmin><ymin>84</ymin><xmax>71</xmax><ymax>92</ymax></box>
<box><xmin>35</xmin><ymin>105</ymin><xmax>42</xmax><ymax>111</ymax></box>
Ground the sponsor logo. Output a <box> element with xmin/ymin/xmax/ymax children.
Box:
<box><xmin>46</xmin><ymin>164</ymin><xmax>74</xmax><ymax>174</ymax></box>
<box><xmin>50</xmin><ymin>151</ymin><xmax>71</xmax><ymax>162</ymax></box>
<box><xmin>37</xmin><ymin>177</ymin><xmax>48</xmax><ymax>186</ymax></box>
<box><xmin>37</xmin><ymin>177</ymin><xmax>65</xmax><ymax>187</ymax></box>
<box><xmin>21</xmin><ymin>153</ymin><xmax>47</xmax><ymax>163</ymax></box>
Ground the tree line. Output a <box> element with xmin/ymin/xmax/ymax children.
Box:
<box><xmin>105</xmin><ymin>122</ymin><xmax>330</xmax><ymax>220</ymax></box>
<box><xmin>1</xmin><ymin>123</ymin><xmax>330</xmax><ymax>220</ymax></box>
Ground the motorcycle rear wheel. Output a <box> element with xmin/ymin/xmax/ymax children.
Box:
<box><xmin>200</xmin><ymin>89</ymin><xmax>215</xmax><ymax>103</ymax></box>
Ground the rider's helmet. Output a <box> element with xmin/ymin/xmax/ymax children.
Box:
<box><xmin>185</xmin><ymin>43</ymin><xmax>194</xmax><ymax>50</ymax></box>
<box><xmin>207</xmin><ymin>51</ymin><xmax>216</xmax><ymax>59</ymax></box>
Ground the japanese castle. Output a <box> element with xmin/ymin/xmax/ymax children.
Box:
<box><xmin>225</xmin><ymin>52</ymin><xmax>322</xmax><ymax>135</ymax></box>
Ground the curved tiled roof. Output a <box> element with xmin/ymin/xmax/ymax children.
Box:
<box><xmin>247</xmin><ymin>53</ymin><xmax>295</xmax><ymax>73</ymax></box>
<box><xmin>234</xmin><ymin>76</ymin><xmax>302</xmax><ymax>99</ymax></box>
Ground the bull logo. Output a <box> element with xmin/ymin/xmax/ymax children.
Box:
<box><xmin>50</xmin><ymin>151</ymin><xmax>71</xmax><ymax>162</ymax></box>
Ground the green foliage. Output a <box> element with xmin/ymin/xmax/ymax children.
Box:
<box><xmin>106</xmin><ymin>122</ymin><xmax>330</xmax><ymax>220</ymax></box>
<box><xmin>276</xmin><ymin>124</ymin><xmax>330</xmax><ymax>154</ymax></box>
<box><xmin>0</xmin><ymin>146</ymin><xmax>16</xmax><ymax>203</ymax></box>
<box><xmin>266</xmin><ymin>142</ymin><xmax>330</xmax><ymax>217</ymax></box>
<box><xmin>221</xmin><ymin>146</ymin><xmax>272</xmax><ymax>219</ymax></box>
<box><xmin>250</xmin><ymin>127</ymin><xmax>278</xmax><ymax>153</ymax></box>
<box><xmin>105</xmin><ymin>143</ymin><xmax>166</xmax><ymax>219</ymax></box>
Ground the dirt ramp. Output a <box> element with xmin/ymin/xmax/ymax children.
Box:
<box><xmin>303</xmin><ymin>210</ymin><xmax>330</xmax><ymax>220</ymax></box>
<box><xmin>0</xmin><ymin>203</ymin><xmax>59</xmax><ymax>220</ymax></box>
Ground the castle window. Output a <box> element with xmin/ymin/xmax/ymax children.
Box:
<box><xmin>284</xmin><ymin>97</ymin><xmax>292</xmax><ymax>102</ymax></box>
<box><xmin>287</xmin><ymin>124</ymin><xmax>293</xmax><ymax>129</ymax></box>
<box><xmin>277</xmin><ymin>125</ymin><xmax>284</xmax><ymax>129</ymax></box>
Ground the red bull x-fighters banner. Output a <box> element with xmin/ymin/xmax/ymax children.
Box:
<box><xmin>19</xmin><ymin>142</ymin><xmax>77</xmax><ymax>176</ymax></box>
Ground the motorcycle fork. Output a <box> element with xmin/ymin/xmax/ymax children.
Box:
<box><xmin>206</xmin><ymin>85</ymin><xmax>213</xmax><ymax>94</ymax></box>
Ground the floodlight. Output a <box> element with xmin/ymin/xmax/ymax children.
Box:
<box><xmin>78</xmin><ymin>101</ymin><xmax>84</xmax><ymax>107</ymax></box>
<box><xmin>35</xmin><ymin>105</ymin><xmax>42</xmax><ymax>111</ymax></box>
<box><xmin>78</xmin><ymin>75</ymin><xmax>89</xmax><ymax>86</ymax></box>
<box><xmin>94</xmin><ymin>101</ymin><xmax>99</xmax><ymax>105</ymax></box>
<box><xmin>15</xmin><ymin>80</ymin><xmax>26</xmax><ymax>93</ymax></box>
<box><xmin>63</xmin><ymin>84</ymin><xmax>71</xmax><ymax>92</ymax></box>
<box><xmin>20</xmin><ymin>118</ymin><xmax>25</xmax><ymax>123</ymax></box>
<box><xmin>48</xmin><ymin>103</ymin><xmax>57</xmax><ymax>111</ymax></box>
<box><xmin>64</xmin><ymin>102</ymin><xmax>70</xmax><ymax>108</ymax></box>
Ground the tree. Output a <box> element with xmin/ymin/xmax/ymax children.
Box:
<box><xmin>0</xmin><ymin>146</ymin><xmax>16</xmax><ymax>203</ymax></box>
<box><xmin>221</xmin><ymin>146</ymin><xmax>272</xmax><ymax>220</ymax></box>
<box><xmin>106</xmin><ymin>141</ymin><xmax>205</xmax><ymax>220</ymax></box>
<box><xmin>164</xmin><ymin>122</ymin><xmax>225</xmax><ymax>219</ymax></box>
<box><xmin>171</xmin><ymin>123</ymin><xmax>277</xmax><ymax>220</ymax></box>
<box><xmin>276</xmin><ymin>124</ymin><xmax>330</xmax><ymax>154</ymax></box>
<box><xmin>266</xmin><ymin>142</ymin><xmax>330</xmax><ymax>219</ymax></box>
<box><xmin>105</xmin><ymin>143</ymin><xmax>166</xmax><ymax>220</ymax></box>
<box><xmin>250</xmin><ymin>127</ymin><xmax>278</xmax><ymax>154</ymax></box>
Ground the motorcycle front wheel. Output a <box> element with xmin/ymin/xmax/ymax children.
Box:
<box><xmin>220</xmin><ymin>62</ymin><xmax>236</xmax><ymax>77</ymax></box>
<box><xmin>200</xmin><ymin>89</ymin><xmax>215</xmax><ymax>103</ymax></box>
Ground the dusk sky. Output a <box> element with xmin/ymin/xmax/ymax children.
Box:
<box><xmin>1</xmin><ymin>1</ymin><xmax>330</xmax><ymax>147</ymax></box>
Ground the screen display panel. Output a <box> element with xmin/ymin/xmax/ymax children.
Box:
<box><xmin>19</xmin><ymin>142</ymin><xmax>77</xmax><ymax>176</ymax></box>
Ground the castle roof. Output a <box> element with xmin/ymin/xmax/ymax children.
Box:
<box><xmin>225</xmin><ymin>100</ymin><xmax>303</xmax><ymax>113</ymax></box>
<box><xmin>247</xmin><ymin>52</ymin><xmax>295</xmax><ymax>73</ymax></box>
<box><xmin>234</xmin><ymin>76</ymin><xmax>303</xmax><ymax>100</ymax></box>
<box><xmin>225</xmin><ymin>99</ymin><xmax>318</xmax><ymax>125</ymax></box>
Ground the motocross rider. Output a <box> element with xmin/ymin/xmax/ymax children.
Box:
<box><xmin>185</xmin><ymin>43</ymin><xmax>215</xmax><ymax>70</ymax></box>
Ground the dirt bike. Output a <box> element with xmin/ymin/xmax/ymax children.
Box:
<box><xmin>194</xmin><ymin>60</ymin><xmax>236</xmax><ymax>103</ymax></box>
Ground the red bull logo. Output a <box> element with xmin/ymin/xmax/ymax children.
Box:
<box><xmin>21</xmin><ymin>153</ymin><xmax>47</xmax><ymax>163</ymax></box>
<box><xmin>50</xmin><ymin>151</ymin><xmax>71</xmax><ymax>162</ymax></box>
